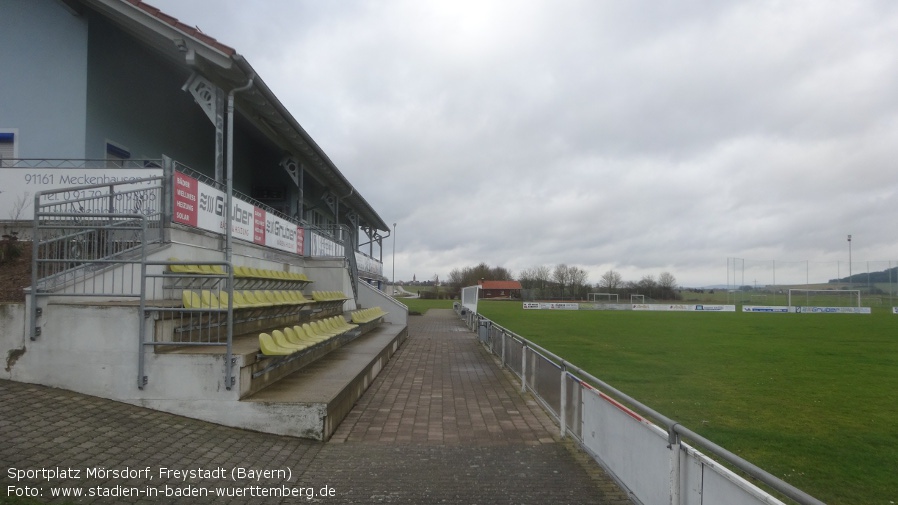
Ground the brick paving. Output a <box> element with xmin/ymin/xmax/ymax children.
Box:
<box><xmin>0</xmin><ymin>309</ymin><xmax>630</xmax><ymax>504</ymax></box>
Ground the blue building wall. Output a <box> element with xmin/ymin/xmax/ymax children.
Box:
<box><xmin>0</xmin><ymin>0</ymin><xmax>89</xmax><ymax>158</ymax></box>
<box><xmin>84</xmin><ymin>10</ymin><xmax>214</xmax><ymax>166</ymax></box>
<box><xmin>0</xmin><ymin>0</ymin><xmax>328</xmax><ymax>225</ymax></box>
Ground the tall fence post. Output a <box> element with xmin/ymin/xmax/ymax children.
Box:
<box><xmin>560</xmin><ymin>364</ymin><xmax>567</xmax><ymax>438</ymax></box>
<box><xmin>668</xmin><ymin>424</ymin><xmax>681</xmax><ymax>505</ymax></box>
<box><xmin>521</xmin><ymin>344</ymin><xmax>527</xmax><ymax>393</ymax></box>
<box><xmin>501</xmin><ymin>331</ymin><xmax>506</xmax><ymax>368</ymax></box>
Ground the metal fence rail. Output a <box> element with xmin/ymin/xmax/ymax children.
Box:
<box><xmin>29</xmin><ymin>175</ymin><xmax>164</xmax><ymax>341</ymax></box>
<box><xmin>461</xmin><ymin>307</ymin><xmax>825</xmax><ymax>505</ymax></box>
<box><xmin>138</xmin><ymin>260</ymin><xmax>235</xmax><ymax>391</ymax></box>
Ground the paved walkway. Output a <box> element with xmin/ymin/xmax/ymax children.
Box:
<box><xmin>0</xmin><ymin>309</ymin><xmax>630</xmax><ymax>504</ymax></box>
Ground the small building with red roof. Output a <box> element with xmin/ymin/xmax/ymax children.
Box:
<box><xmin>477</xmin><ymin>280</ymin><xmax>522</xmax><ymax>299</ymax></box>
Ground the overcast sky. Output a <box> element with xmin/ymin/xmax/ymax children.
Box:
<box><xmin>149</xmin><ymin>0</ymin><xmax>898</xmax><ymax>287</ymax></box>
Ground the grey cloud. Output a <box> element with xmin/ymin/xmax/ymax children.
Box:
<box><xmin>151</xmin><ymin>0</ymin><xmax>898</xmax><ymax>286</ymax></box>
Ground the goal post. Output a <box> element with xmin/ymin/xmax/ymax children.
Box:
<box><xmin>588</xmin><ymin>292</ymin><xmax>619</xmax><ymax>303</ymax></box>
<box><xmin>630</xmin><ymin>294</ymin><xmax>645</xmax><ymax>304</ymax></box>
<box><xmin>787</xmin><ymin>289</ymin><xmax>861</xmax><ymax>308</ymax></box>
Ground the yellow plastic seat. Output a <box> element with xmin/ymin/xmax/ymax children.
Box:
<box><xmin>232</xmin><ymin>291</ymin><xmax>255</xmax><ymax>307</ymax></box>
<box><xmin>291</xmin><ymin>325</ymin><xmax>322</xmax><ymax>343</ymax></box>
<box><xmin>259</xmin><ymin>333</ymin><xmax>292</xmax><ymax>356</ymax></box>
<box><xmin>271</xmin><ymin>291</ymin><xmax>292</xmax><ymax>305</ymax></box>
<box><xmin>282</xmin><ymin>326</ymin><xmax>308</xmax><ymax>347</ymax></box>
<box><xmin>168</xmin><ymin>258</ymin><xmax>192</xmax><ymax>274</ymax></box>
<box><xmin>312</xmin><ymin>320</ymin><xmax>339</xmax><ymax>337</ymax></box>
<box><xmin>182</xmin><ymin>290</ymin><xmax>202</xmax><ymax>309</ymax></box>
<box><xmin>218</xmin><ymin>291</ymin><xmax>237</xmax><ymax>309</ymax></box>
<box><xmin>271</xmin><ymin>329</ymin><xmax>304</xmax><ymax>351</ymax></box>
<box><xmin>243</xmin><ymin>291</ymin><xmax>270</xmax><ymax>307</ymax></box>
<box><xmin>334</xmin><ymin>317</ymin><xmax>358</xmax><ymax>331</ymax></box>
<box><xmin>200</xmin><ymin>290</ymin><xmax>221</xmax><ymax>309</ymax></box>
<box><xmin>302</xmin><ymin>323</ymin><xmax>331</xmax><ymax>341</ymax></box>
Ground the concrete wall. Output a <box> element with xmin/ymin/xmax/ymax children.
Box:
<box><xmin>359</xmin><ymin>281</ymin><xmax>408</xmax><ymax>326</ymax></box>
<box><xmin>0</xmin><ymin>0</ymin><xmax>89</xmax><ymax>158</ymax></box>
<box><xmin>0</xmin><ymin>300</ymin><xmax>326</xmax><ymax>438</ymax></box>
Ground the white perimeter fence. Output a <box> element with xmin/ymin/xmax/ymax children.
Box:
<box><xmin>454</xmin><ymin>304</ymin><xmax>825</xmax><ymax>505</ymax></box>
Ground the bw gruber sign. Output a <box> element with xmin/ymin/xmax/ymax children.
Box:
<box><xmin>173</xmin><ymin>172</ymin><xmax>303</xmax><ymax>255</ymax></box>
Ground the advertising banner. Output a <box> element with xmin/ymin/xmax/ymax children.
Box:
<box><xmin>743</xmin><ymin>305</ymin><xmax>792</xmax><ymax>313</ymax></box>
<box><xmin>173</xmin><ymin>171</ymin><xmax>302</xmax><ymax>255</ymax></box>
<box><xmin>310</xmin><ymin>232</ymin><xmax>344</xmax><ymax>257</ymax></box>
<box><xmin>795</xmin><ymin>306</ymin><xmax>871</xmax><ymax>314</ymax></box>
<box><xmin>523</xmin><ymin>302</ymin><xmax>579</xmax><ymax>310</ymax></box>
<box><xmin>172</xmin><ymin>172</ymin><xmax>198</xmax><ymax>227</ymax></box>
<box><xmin>632</xmin><ymin>304</ymin><xmax>736</xmax><ymax>312</ymax></box>
<box><xmin>263</xmin><ymin>211</ymin><xmax>302</xmax><ymax>255</ymax></box>
<box><xmin>1</xmin><ymin>168</ymin><xmax>162</xmax><ymax>220</ymax></box>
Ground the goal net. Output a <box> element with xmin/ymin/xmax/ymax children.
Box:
<box><xmin>630</xmin><ymin>294</ymin><xmax>645</xmax><ymax>304</ymax></box>
<box><xmin>589</xmin><ymin>293</ymin><xmax>619</xmax><ymax>302</ymax></box>
<box><xmin>787</xmin><ymin>289</ymin><xmax>861</xmax><ymax>308</ymax></box>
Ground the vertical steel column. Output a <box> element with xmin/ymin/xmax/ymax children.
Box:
<box><xmin>668</xmin><ymin>424</ymin><xmax>681</xmax><ymax>505</ymax></box>
<box><xmin>521</xmin><ymin>344</ymin><xmax>527</xmax><ymax>393</ymax></box>
<box><xmin>560</xmin><ymin>365</ymin><xmax>567</xmax><ymax>438</ymax></box>
<box><xmin>224</xmin><ymin>266</ymin><xmax>234</xmax><ymax>390</ymax></box>
<box><xmin>29</xmin><ymin>192</ymin><xmax>41</xmax><ymax>340</ymax></box>
<box><xmin>137</xmin><ymin>216</ymin><xmax>148</xmax><ymax>389</ymax></box>
<box><xmin>501</xmin><ymin>331</ymin><xmax>506</xmax><ymax>368</ymax></box>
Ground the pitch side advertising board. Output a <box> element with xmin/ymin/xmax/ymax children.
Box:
<box><xmin>631</xmin><ymin>304</ymin><xmax>736</xmax><ymax>312</ymax></box>
<box><xmin>743</xmin><ymin>305</ymin><xmax>792</xmax><ymax>313</ymax></box>
<box><xmin>523</xmin><ymin>302</ymin><xmax>579</xmax><ymax>310</ymax></box>
<box><xmin>795</xmin><ymin>306</ymin><xmax>871</xmax><ymax>314</ymax></box>
<box><xmin>173</xmin><ymin>172</ymin><xmax>303</xmax><ymax>255</ymax></box>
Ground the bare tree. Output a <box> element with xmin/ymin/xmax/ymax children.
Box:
<box><xmin>534</xmin><ymin>265</ymin><xmax>551</xmax><ymax>291</ymax></box>
<box><xmin>553</xmin><ymin>264</ymin><xmax>572</xmax><ymax>299</ymax></box>
<box><xmin>569</xmin><ymin>266</ymin><xmax>589</xmax><ymax>300</ymax></box>
<box><xmin>637</xmin><ymin>274</ymin><xmax>657</xmax><ymax>298</ymax></box>
<box><xmin>658</xmin><ymin>271</ymin><xmax>678</xmax><ymax>300</ymax></box>
<box><xmin>658</xmin><ymin>271</ymin><xmax>677</xmax><ymax>290</ymax></box>
<box><xmin>599</xmin><ymin>269</ymin><xmax>622</xmax><ymax>292</ymax></box>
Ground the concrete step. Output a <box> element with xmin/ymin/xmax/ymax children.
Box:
<box><xmin>242</xmin><ymin>322</ymin><xmax>407</xmax><ymax>440</ymax></box>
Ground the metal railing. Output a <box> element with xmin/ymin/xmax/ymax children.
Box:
<box><xmin>138</xmin><ymin>260</ymin><xmax>235</xmax><ymax>391</ymax></box>
<box><xmin>458</xmin><ymin>307</ymin><xmax>825</xmax><ymax>505</ymax></box>
<box><xmin>29</xmin><ymin>171</ymin><xmax>164</xmax><ymax>340</ymax></box>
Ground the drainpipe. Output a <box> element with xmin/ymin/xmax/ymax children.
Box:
<box><xmin>225</xmin><ymin>72</ymin><xmax>255</xmax><ymax>265</ymax></box>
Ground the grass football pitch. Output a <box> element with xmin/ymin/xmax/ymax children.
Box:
<box><xmin>407</xmin><ymin>299</ymin><xmax>897</xmax><ymax>505</ymax></box>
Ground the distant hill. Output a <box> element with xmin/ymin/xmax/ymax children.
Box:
<box><xmin>829</xmin><ymin>266</ymin><xmax>898</xmax><ymax>284</ymax></box>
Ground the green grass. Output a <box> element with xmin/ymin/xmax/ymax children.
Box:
<box><xmin>477</xmin><ymin>300</ymin><xmax>898</xmax><ymax>505</ymax></box>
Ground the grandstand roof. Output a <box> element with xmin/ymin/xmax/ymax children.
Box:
<box><xmin>78</xmin><ymin>0</ymin><xmax>389</xmax><ymax>232</ymax></box>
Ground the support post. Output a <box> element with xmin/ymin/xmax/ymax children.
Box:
<box><xmin>560</xmin><ymin>364</ymin><xmax>567</xmax><ymax>438</ymax></box>
<box><xmin>668</xmin><ymin>424</ymin><xmax>681</xmax><ymax>505</ymax></box>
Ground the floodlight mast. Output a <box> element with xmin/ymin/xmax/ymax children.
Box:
<box><xmin>848</xmin><ymin>235</ymin><xmax>852</xmax><ymax>288</ymax></box>
<box><xmin>392</xmin><ymin>222</ymin><xmax>397</xmax><ymax>295</ymax></box>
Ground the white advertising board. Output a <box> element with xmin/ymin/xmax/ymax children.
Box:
<box><xmin>0</xmin><ymin>168</ymin><xmax>162</xmax><ymax>220</ymax></box>
<box><xmin>523</xmin><ymin>302</ymin><xmax>579</xmax><ymax>310</ymax></box>
<box><xmin>632</xmin><ymin>304</ymin><xmax>736</xmax><ymax>312</ymax></box>
<box><xmin>173</xmin><ymin>171</ymin><xmax>302</xmax><ymax>255</ymax></box>
<box><xmin>795</xmin><ymin>306</ymin><xmax>871</xmax><ymax>314</ymax></box>
<box><xmin>743</xmin><ymin>305</ymin><xmax>793</xmax><ymax>313</ymax></box>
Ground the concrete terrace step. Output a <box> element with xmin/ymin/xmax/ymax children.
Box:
<box><xmin>243</xmin><ymin>322</ymin><xmax>407</xmax><ymax>440</ymax></box>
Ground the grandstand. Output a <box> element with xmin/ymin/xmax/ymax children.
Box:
<box><xmin>0</xmin><ymin>0</ymin><xmax>406</xmax><ymax>440</ymax></box>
